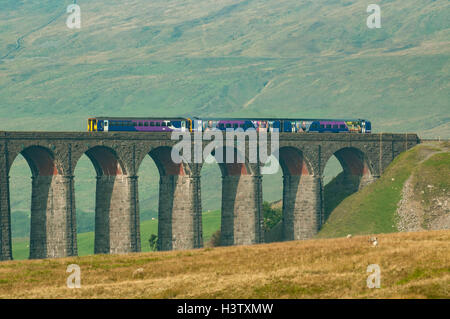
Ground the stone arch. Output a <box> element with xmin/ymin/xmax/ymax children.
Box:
<box><xmin>77</xmin><ymin>145</ymin><xmax>137</xmax><ymax>255</ymax></box>
<box><xmin>333</xmin><ymin>147</ymin><xmax>372</xmax><ymax>177</ymax></box>
<box><xmin>19</xmin><ymin>146</ymin><xmax>59</xmax><ymax>177</ymax></box>
<box><xmin>137</xmin><ymin>146</ymin><xmax>199</xmax><ymax>251</ymax></box>
<box><xmin>9</xmin><ymin>146</ymin><xmax>76</xmax><ymax>259</ymax></box>
<box><xmin>271</xmin><ymin>146</ymin><xmax>321</xmax><ymax>242</ymax></box>
<box><xmin>148</xmin><ymin>146</ymin><xmax>188</xmax><ymax>176</ymax></box>
<box><xmin>84</xmin><ymin>146</ymin><xmax>127</xmax><ymax>176</ymax></box>
<box><xmin>200</xmin><ymin>145</ymin><xmax>262</xmax><ymax>246</ymax></box>
<box><xmin>278</xmin><ymin>146</ymin><xmax>314</xmax><ymax>176</ymax></box>
<box><xmin>321</xmin><ymin>146</ymin><xmax>374</xmax><ymax>178</ymax></box>
<box><xmin>322</xmin><ymin>147</ymin><xmax>376</xmax><ymax>224</ymax></box>
<box><xmin>203</xmin><ymin>145</ymin><xmax>255</xmax><ymax>177</ymax></box>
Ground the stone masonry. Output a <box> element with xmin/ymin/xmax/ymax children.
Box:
<box><xmin>0</xmin><ymin>131</ymin><xmax>419</xmax><ymax>260</ymax></box>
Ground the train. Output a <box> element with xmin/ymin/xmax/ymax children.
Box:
<box><xmin>87</xmin><ymin>117</ymin><xmax>371</xmax><ymax>133</ymax></box>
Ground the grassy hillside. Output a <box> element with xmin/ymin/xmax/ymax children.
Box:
<box><xmin>11</xmin><ymin>210</ymin><xmax>221</xmax><ymax>260</ymax></box>
<box><xmin>0</xmin><ymin>0</ymin><xmax>448</xmax><ymax>135</ymax></box>
<box><xmin>318</xmin><ymin>141</ymin><xmax>450</xmax><ymax>238</ymax></box>
<box><xmin>1</xmin><ymin>230</ymin><xmax>449</xmax><ymax>298</ymax></box>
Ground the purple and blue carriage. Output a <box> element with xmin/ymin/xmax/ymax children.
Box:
<box><xmin>87</xmin><ymin>117</ymin><xmax>371</xmax><ymax>133</ymax></box>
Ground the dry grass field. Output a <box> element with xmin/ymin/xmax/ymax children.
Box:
<box><xmin>0</xmin><ymin>230</ymin><xmax>449</xmax><ymax>299</ymax></box>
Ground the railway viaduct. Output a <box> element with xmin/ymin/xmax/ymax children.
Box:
<box><xmin>0</xmin><ymin>131</ymin><xmax>419</xmax><ymax>260</ymax></box>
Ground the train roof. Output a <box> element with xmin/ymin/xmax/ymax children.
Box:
<box><xmin>90</xmin><ymin>117</ymin><xmax>189</xmax><ymax>120</ymax></box>
<box><xmin>89</xmin><ymin>116</ymin><xmax>370</xmax><ymax>122</ymax></box>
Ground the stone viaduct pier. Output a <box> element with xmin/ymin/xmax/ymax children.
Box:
<box><xmin>0</xmin><ymin>131</ymin><xmax>419</xmax><ymax>260</ymax></box>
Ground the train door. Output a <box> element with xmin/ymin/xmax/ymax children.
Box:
<box><xmin>192</xmin><ymin>119</ymin><xmax>202</xmax><ymax>132</ymax></box>
<box><xmin>272</xmin><ymin>121</ymin><xmax>280</xmax><ymax>132</ymax></box>
<box><xmin>283</xmin><ymin>121</ymin><xmax>292</xmax><ymax>132</ymax></box>
<box><xmin>361</xmin><ymin>120</ymin><xmax>366</xmax><ymax>133</ymax></box>
<box><xmin>103</xmin><ymin>120</ymin><xmax>109</xmax><ymax>132</ymax></box>
<box><xmin>88</xmin><ymin>118</ymin><xmax>98</xmax><ymax>131</ymax></box>
<box><xmin>87</xmin><ymin>119</ymin><xmax>93</xmax><ymax>131</ymax></box>
<box><xmin>97</xmin><ymin>120</ymin><xmax>104</xmax><ymax>132</ymax></box>
<box><xmin>181</xmin><ymin>121</ymin><xmax>186</xmax><ymax>132</ymax></box>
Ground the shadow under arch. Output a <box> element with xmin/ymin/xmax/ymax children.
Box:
<box><xmin>81</xmin><ymin>146</ymin><xmax>137</xmax><ymax>254</ymax></box>
<box><xmin>323</xmin><ymin>147</ymin><xmax>374</xmax><ymax>223</ymax></box>
<box><xmin>202</xmin><ymin>145</ymin><xmax>262</xmax><ymax>247</ymax></box>
<box><xmin>20</xmin><ymin>145</ymin><xmax>59</xmax><ymax>177</ymax></box>
<box><xmin>6</xmin><ymin>145</ymin><xmax>59</xmax><ymax>260</ymax></box>
<box><xmin>13</xmin><ymin>146</ymin><xmax>76</xmax><ymax>259</ymax></box>
<box><xmin>145</xmin><ymin>146</ymin><xmax>198</xmax><ymax>251</ymax></box>
<box><xmin>85</xmin><ymin>146</ymin><xmax>127</xmax><ymax>176</ymax></box>
<box><xmin>269</xmin><ymin>146</ymin><xmax>319</xmax><ymax>242</ymax></box>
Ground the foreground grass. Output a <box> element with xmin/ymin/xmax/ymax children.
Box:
<box><xmin>0</xmin><ymin>230</ymin><xmax>448</xmax><ymax>298</ymax></box>
<box><xmin>11</xmin><ymin>210</ymin><xmax>221</xmax><ymax>260</ymax></box>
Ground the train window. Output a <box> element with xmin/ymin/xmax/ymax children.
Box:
<box><xmin>133</xmin><ymin>122</ymin><xmax>137</xmax><ymax>126</ymax></box>
<box><xmin>150</xmin><ymin>122</ymin><xmax>154</xmax><ymax>126</ymax></box>
<box><xmin>138</xmin><ymin>122</ymin><xmax>143</xmax><ymax>126</ymax></box>
<box><xmin>226</xmin><ymin>123</ymin><xmax>231</xmax><ymax>128</ymax></box>
<box><xmin>144</xmin><ymin>122</ymin><xmax>148</xmax><ymax>126</ymax></box>
<box><xmin>219</xmin><ymin>123</ymin><xmax>224</xmax><ymax>129</ymax></box>
<box><xmin>240</xmin><ymin>124</ymin><xmax>244</xmax><ymax>128</ymax></box>
<box><xmin>162</xmin><ymin>122</ymin><xmax>167</xmax><ymax>127</ymax></box>
<box><xmin>326</xmin><ymin>124</ymin><xmax>331</xmax><ymax>129</ymax></box>
<box><xmin>167</xmin><ymin>121</ymin><xmax>171</xmax><ymax>126</ymax></box>
<box><xmin>233</xmin><ymin>123</ymin><xmax>238</xmax><ymax>129</ymax></box>
<box><xmin>156</xmin><ymin>122</ymin><xmax>160</xmax><ymax>126</ymax></box>
<box><xmin>320</xmin><ymin>124</ymin><xmax>325</xmax><ymax>129</ymax></box>
<box><xmin>340</xmin><ymin>124</ymin><xmax>346</xmax><ymax>129</ymax></box>
<box><xmin>333</xmin><ymin>124</ymin><xmax>338</xmax><ymax>129</ymax></box>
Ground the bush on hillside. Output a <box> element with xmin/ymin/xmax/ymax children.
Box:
<box><xmin>208</xmin><ymin>230</ymin><xmax>221</xmax><ymax>247</ymax></box>
<box><xmin>263</xmin><ymin>201</ymin><xmax>282</xmax><ymax>231</ymax></box>
<box><xmin>148</xmin><ymin>234</ymin><xmax>158</xmax><ymax>251</ymax></box>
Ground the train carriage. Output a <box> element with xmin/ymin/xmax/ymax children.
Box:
<box><xmin>88</xmin><ymin>117</ymin><xmax>371</xmax><ymax>134</ymax></box>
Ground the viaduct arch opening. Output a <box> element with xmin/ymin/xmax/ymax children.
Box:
<box><xmin>202</xmin><ymin>146</ymin><xmax>263</xmax><ymax>247</ymax></box>
<box><xmin>8</xmin><ymin>154</ymin><xmax>32</xmax><ymax>260</ymax></box>
<box><xmin>10</xmin><ymin>146</ymin><xmax>76</xmax><ymax>259</ymax></box>
<box><xmin>275</xmin><ymin>147</ymin><xmax>321</xmax><ymax>241</ymax></box>
<box><xmin>147</xmin><ymin>146</ymin><xmax>201</xmax><ymax>251</ymax></box>
<box><xmin>199</xmin><ymin>154</ymin><xmax>221</xmax><ymax>248</ymax></box>
<box><xmin>83</xmin><ymin>146</ymin><xmax>139</xmax><ymax>255</ymax></box>
<box><xmin>135</xmin><ymin>154</ymin><xmax>159</xmax><ymax>253</ymax></box>
<box><xmin>323</xmin><ymin>147</ymin><xmax>374</xmax><ymax>223</ymax></box>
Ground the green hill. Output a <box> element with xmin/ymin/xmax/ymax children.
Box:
<box><xmin>318</xmin><ymin>141</ymin><xmax>450</xmax><ymax>238</ymax></box>
<box><xmin>0</xmin><ymin>0</ymin><xmax>448</xmax><ymax>135</ymax></box>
